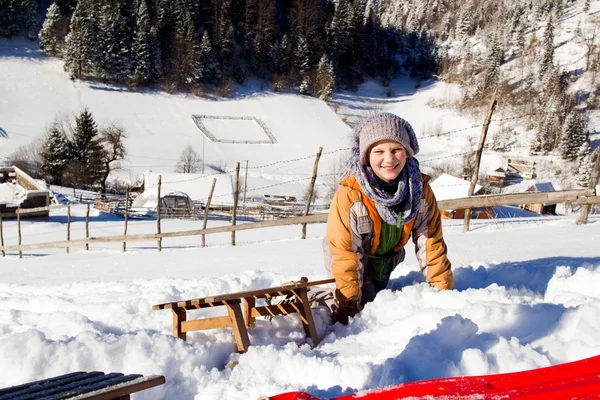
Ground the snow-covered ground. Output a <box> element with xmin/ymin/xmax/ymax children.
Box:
<box><xmin>1</xmin><ymin>6</ymin><xmax>600</xmax><ymax>397</ymax></box>
<box><xmin>0</xmin><ymin>208</ymin><xmax>599</xmax><ymax>399</ymax></box>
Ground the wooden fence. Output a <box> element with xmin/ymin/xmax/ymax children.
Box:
<box><xmin>0</xmin><ymin>189</ymin><xmax>599</xmax><ymax>256</ymax></box>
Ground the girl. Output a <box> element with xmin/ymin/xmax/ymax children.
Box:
<box><xmin>324</xmin><ymin>113</ymin><xmax>453</xmax><ymax>324</ymax></box>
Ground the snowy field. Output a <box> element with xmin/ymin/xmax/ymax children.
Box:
<box><xmin>0</xmin><ymin>208</ymin><xmax>600</xmax><ymax>399</ymax></box>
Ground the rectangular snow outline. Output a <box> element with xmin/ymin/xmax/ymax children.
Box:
<box><xmin>192</xmin><ymin>115</ymin><xmax>277</xmax><ymax>144</ymax></box>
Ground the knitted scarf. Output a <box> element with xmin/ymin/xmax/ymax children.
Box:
<box><xmin>349</xmin><ymin>131</ymin><xmax>423</xmax><ymax>227</ymax></box>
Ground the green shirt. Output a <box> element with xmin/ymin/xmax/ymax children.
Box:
<box><xmin>368</xmin><ymin>218</ymin><xmax>403</xmax><ymax>280</ymax></box>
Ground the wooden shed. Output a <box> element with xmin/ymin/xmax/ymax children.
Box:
<box><xmin>522</xmin><ymin>182</ymin><xmax>557</xmax><ymax>215</ymax></box>
<box><xmin>430</xmin><ymin>174</ymin><xmax>491</xmax><ymax>219</ymax></box>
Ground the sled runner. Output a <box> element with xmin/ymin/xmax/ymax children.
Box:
<box><xmin>263</xmin><ymin>353</ymin><xmax>600</xmax><ymax>399</ymax></box>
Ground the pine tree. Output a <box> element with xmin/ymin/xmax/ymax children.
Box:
<box><xmin>132</xmin><ymin>0</ymin><xmax>152</xmax><ymax>84</ymax></box>
<box><xmin>196</xmin><ymin>30</ymin><xmax>218</xmax><ymax>83</ymax></box>
<box><xmin>25</xmin><ymin>0</ymin><xmax>38</xmax><ymax>40</ymax></box>
<box><xmin>69</xmin><ymin>108</ymin><xmax>105</xmax><ymax>186</ymax></box>
<box><xmin>97</xmin><ymin>2</ymin><xmax>131</xmax><ymax>83</ymax></box>
<box><xmin>577</xmin><ymin>141</ymin><xmax>594</xmax><ymax>186</ymax></box>
<box><xmin>295</xmin><ymin>35</ymin><xmax>311</xmax><ymax>75</ymax></box>
<box><xmin>41</xmin><ymin>124</ymin><xmax>70</xmax><ymax>185</ymax></box>
<box><xmin>540</xmin><ymin>14</ymin><xmax>555</xmax><ymax>77</ymax></box>
<box><xmin>0</xmin><ymin>1</ymin><xmax>19</xmax><ymax>38</ymax></box>
<box><xmin>63</xmin><ymin>0</ymin><xmax>98</xmax><ymax>79</ymax></box>
<box><xmin>559</xmin><ymin>111</ymin><xmax>586</xmax><ymax>161</ymax></box>
<box><xmin>584</xmin><ymin>0</ymin><xmax>591</xmax><ymax>13</ymax></box>
<box><xmin>315</xmin><ymin>53</ymin><xmax>335</xmax><ymax>100</ymax></box>
<box><xmin>40</xmin><ymin>2</ymin><xmax>62</xmax><ymax>56</ymax></box>
<box><xmin>363</xmin><ymin>5</ymin><xmax>378</xmax><ymax>76</ymax></box>
<box><xmin>484</xmin><ymin>35</ymin><xmax>501</xmax><ymax>93</ymax></box>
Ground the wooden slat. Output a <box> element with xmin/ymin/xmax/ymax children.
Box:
<box><xmin>0</xmin><ymin>372</ymin><xmax>91</xmax><ymax>397</ymax></box>
<box><xmin>181</xmin><ymin>316</ymin><xmax>231</xmax><ymax>332</ymax></box>
<box><xmin>152</xmin><ymin>278</ymin><xmax>335</xmax><ymax>310</ymax></box>
<box><xmin>72</xmin><ymin>375</ymin><xmax>165</xmax><ymax>400</ymax></box>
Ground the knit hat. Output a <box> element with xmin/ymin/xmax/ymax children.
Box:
<box><xmin>357</xmin><ymin>113</ymin><xmax>420</xmax><ymax>165</ymax></box>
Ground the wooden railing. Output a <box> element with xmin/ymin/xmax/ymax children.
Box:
<box><xmin>1</xmin><ymin>189</ymin><xmax>598</xmax><ymax>255</ymax></box>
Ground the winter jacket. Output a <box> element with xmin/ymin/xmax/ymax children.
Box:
<box><xmin>324</xmin><ymin>173</ymin><xmax>454</xmax><ymax>307</ymax></box>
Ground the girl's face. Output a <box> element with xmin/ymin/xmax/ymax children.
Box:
<box><xmin>368</xmin><ymin>140</ymin><xmax>408</xmax><ymax>183</ymax></box>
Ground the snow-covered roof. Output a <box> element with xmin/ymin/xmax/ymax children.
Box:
<box><xmin>0</xmin><ymin>183</ymin><xmax>22</xmax><ymax>206</ymax></box>
<box><xmin>530</xmin><ymin>182</ymin><xmax>556</xmax><ymax>193</ymax></box>
<box><xmin>142</xmin><ymin>172</ymin><xmax>235</xmax><ymax>204</ymax></box>
<box><xmin>429</xmin><ymin>173</ymin><xmax>483</xmax><ymax>201</ymax></box>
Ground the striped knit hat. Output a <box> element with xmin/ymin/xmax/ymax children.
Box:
<box><xmin>358</xmin><ymin>113</ymin><xmax>420</xmax><ymax>165</ymax></box>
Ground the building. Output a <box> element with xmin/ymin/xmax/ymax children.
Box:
<box><xmin>522</xmin><ymin>182</ymin><xmax>557</xmax><ymax>215</ymax></box>
<box><xmin>430</xmin><ymin>174</ymin><xmax>490</xmax><ymax>219</ymax></box>
<box><xmin>0</xmin><ymin>166</ymin><xmax>51</xmax><ymax>220</ymax></box>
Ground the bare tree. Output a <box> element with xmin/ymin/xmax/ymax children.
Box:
<box><xmin>580</xmin><ymin>17</ymin><xmax>600</xmax><ymax>71</ymax></box>
<box><xmin>175</xmin><ymin>145</ymin><xmax>203</xmax><ymax>173</ymax></box>
<box><xmin>9</xmin><ymin>141</ymin><xmax>44</xmax><ymax>179</ymax></box>
<box><xmin>99</xmin><ymin>123</ymin><xmax>127</xmax><ymax>195</ymax></box>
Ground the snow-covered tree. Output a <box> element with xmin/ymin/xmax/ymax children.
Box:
<box><xmin>484</xmin><ymin>35</ymin><xmax>501</xmax><ymax>92</ymax></box>
<box><xmin>132</xmin><ymin>0</ymin><xmax>152</xmax><ymax>85</ymax></box>
<box><xmin>39</xmin><ymin>2</ymin><xmax>62</xmax><ymax>56</ymax></box>
<box><xmin>559</xmin><ymin>111</ymin><xmax>587</xmax><ymax>161</ymax></box>
<box><xmin>68</xmin><ymin>108</ymin><xmax>105</xmax><ymax>186</ymax></box>
<box><xmin>196</xmin><ymin>30</ymin><xmax>219</xmax><ymax>83</ymax></box>
<box><xmin>97</xmin><ymin>2</ymin><xmax>131</xmax><ymax>83</ymax></box>
<box><xmin>295</xmin><ymin>35</ymin><xmax>311</xmax><ymax>75</ymax></box>
<box><xmin>41</xmin><ymin>124</ymin><xmax>70</xmax><ymax>184</ymax></box>
<box><xmin>577</xmin><ymin>144</ymin><xmax>595</xmax><ymax>187</ymax></box>
<box><xmin>540</xmin><ymin>14</ymin><xmax>555</xmax><ymax>77</ymax></box>
<box><xmin>315</xmin><ymin>53</ymin><xmax>335</xmax><ymax>100</ymax></box>
<box><xmin>63</xmin><ymin>0</ymin><xmax>96</xmax><ymax>79</ymax></box>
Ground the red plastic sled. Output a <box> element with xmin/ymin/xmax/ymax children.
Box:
<box><xmin>264</xmin><ymin>354</ymin><xmax>600</xmax><ymax>399</ymax></box>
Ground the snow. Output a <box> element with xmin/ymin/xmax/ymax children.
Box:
<box><xmin>429</xmin><ymin>173</ymin><xmax>483</xmax><ymax>201</ymax></box>
<box><xmin>0</xmin><ymin>210</ymin><xmax>599</xmax><ymax>400</ymax></box>
<box><xmin>140</xmin><ymin>172</ymin><xmax>235</xmax><ymax>206</ymax></box>
<box><xmin>0</xmin><ymin>183</ymin><xmax>22</xmax><ymax>206</ymax></box>
<box><xmin>1</xmin><ymin>7</ymin><xmax>600</xmax><ymax>398</ymax></box>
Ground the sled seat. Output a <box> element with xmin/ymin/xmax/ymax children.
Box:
<box><xmin>152</xmin><ymin>277</ymin><xmax>335</xmax><ymax>353</ymax></box>
<box><xmin>0</xmin><ymin>371</ymin><xmax>165</xmax><ymax>400</ymax></box>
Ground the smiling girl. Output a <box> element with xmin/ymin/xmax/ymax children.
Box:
<box><xmin>323</xmin><ymin>113</ymin><xmax>454</xmax><ymax>324</ymax></box>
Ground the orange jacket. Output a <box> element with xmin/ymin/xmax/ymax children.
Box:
<box><xmin>324</xmin><ymin>173</ymin><xmax>454</xmax><ymax>306</ymax></box>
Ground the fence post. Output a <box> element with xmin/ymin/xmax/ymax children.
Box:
<box><xmin>17</xmin><ymin>209</ymin><xmax>22</xmax><ymax>259</ymax></box>
<box><xmin>0</xmin><ymin>215</ymin><xmax>4</xmax><ymax>257</ymax></box>
<box><xmin>157</xmin><ymin>175</ymin><xmax>162</xmax><ymax>252</ymax></box>
<box><xmin>243</xmin><ymin>160</ymin><xmax>249</xmax><ymax>206</ymax></box>
<box><xmin>123</xmin><ymin>187</ymin><xmax>129</xmax><ymax>252</ymax></box>
<box><xmin>578</xmin><ymin>148</ymin><xmax>600</xmax><ymax>225</ymax></box>
<box><xmin>67</xmin><ymin>204</ymin><xmax>71</xmax><ymax>254</ymax></box>
<box><xmin>232</xmin><ymin>163</ymin><xmax>240</xmax><ymax>246</ymax></box>
<box><xmin>202</xmin><ymin>178</ymin><xmax>217</xmax><ymax>248</ymax></box>
<box><xmin>85</xmin><ymin>204</ymin><xmax>90</xmax><ymax>251</ymax></box>
<box><xmin>302</xmin><ymin>147</ymin><xmax>323</xmax><ymax>239</ymax></box>
<box><xmin>464</xmin><ymin>89</ymin><xmax>497</xmax><ymax>233</ymax></box>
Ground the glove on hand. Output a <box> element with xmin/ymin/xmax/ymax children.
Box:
<box><xmin>331</xmin><ymin>301</ymin><xmax>360</xmax><ymax>325</ymax></box>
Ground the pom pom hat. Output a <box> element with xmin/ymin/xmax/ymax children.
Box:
<box><xmin>357</xmin><ymin>113</ymin><xmax>420</xmax><ymax>165</ymax></box>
